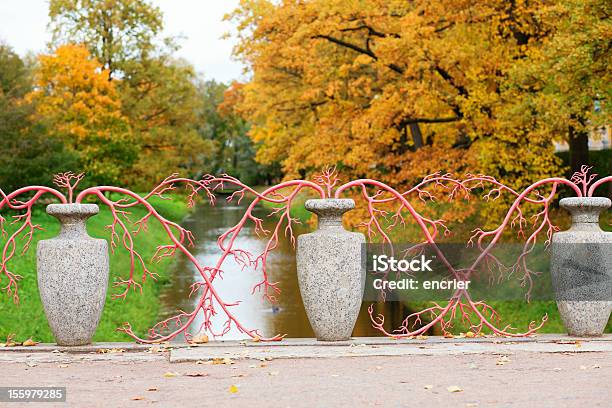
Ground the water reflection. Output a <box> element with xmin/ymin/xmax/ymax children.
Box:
<box><xmin>159</xmin><ymin>199</ymin><xmax>409</xmax><ymax>340</ymax></box>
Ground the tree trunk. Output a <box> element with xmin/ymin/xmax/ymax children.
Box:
<box><xmin>409</xmin><ymin>123</ymin><xmax>424</xmax><ymax>149</ymax></box>
<box><xmin>568</xmin><ymin>125</ymin><xmax>589</xmax><ymax>174</ymax></box>
<box><xmin>396</xmin><ymin>123</ymin><xmax>424</xmax><ymax>153</ymax></box>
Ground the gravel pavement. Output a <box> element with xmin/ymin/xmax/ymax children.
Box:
<box><xmin>1</xmin><ymin>337</ymin><xmax>610</xmax><ymax>407</ymax></box>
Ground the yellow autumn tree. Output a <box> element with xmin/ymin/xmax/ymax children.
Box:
<box><xmin>229</xmin><ymin>0</ymin><xmax>563</xmax><ymax>189</ymax></box>
<box><xmin>27</xmin><ymin>44</ymin><xmax>136</xmax><ymax>185</ymax></box>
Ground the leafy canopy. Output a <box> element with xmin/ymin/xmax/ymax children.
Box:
<box><xmin>229</xmin><ymin>0</ymin><xmax>607</xmax><ymax>189</ymax></box>
<box><xmin>26</xmin><ymin>44</ymin><xmax>136</xmax><ymax>185</ymax></box>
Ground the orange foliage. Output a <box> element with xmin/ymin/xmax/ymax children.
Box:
<box><xmin>229</xmin><ymin>0</ymin><xmax>563</xmax><ymax>191</ymax></box>
<box><xmin>27</xmin><ymin>44</ymin><xmax>135</xmax><ymax>184</ymax></box>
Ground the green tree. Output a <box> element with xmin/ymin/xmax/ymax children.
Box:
<box><xmin>195</xmin><ymin>80</ymin><xmax>262</xmax><ymax>184</ymax></box>
<box><xmin>0</xmin><ymin>42</ymin><xmax>77</xmax><ymax>191</ymax></box>
<box><xmin>49</xmin><ymin>0</ymin><xmax>164</xmax><ymax>80</ymax></box>
<box><xmin>507</xmin><ymin>0</ymin><xmax>612</xmax><ymax>173</ymax></box>
<box><xmin>119</xmin><ymin>56</ymin><xmax>215</xmax><ymax>188</ymax></box>
<box><xmin>49</xmin><ymin>0</ymin><xmax>216</xmax><ymax>187</ymax></box>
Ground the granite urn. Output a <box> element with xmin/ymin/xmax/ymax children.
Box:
<box><xmin>551</xmin><ymin>197</ymin><xmax>612</xmax><ymax>337</ymax></box>
<box><xmin>37</xmin><ymin>204</ymin><xmax>109</xmax><ymax>346</ymax></box>
<box><xmin>296</xmin><ymin>198</ymin><xmax>365</xmax><ymax>341</ymax></box>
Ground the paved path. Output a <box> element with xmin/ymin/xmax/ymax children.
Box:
<box><xmin>1</xmin><ymin>336</ymin><xmax>611</xmax><ymax>407</ymax></box>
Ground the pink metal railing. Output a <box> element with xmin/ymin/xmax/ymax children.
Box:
<box><xmin>0</xmin><ymin>166</ymin><xmax>609</xmax><ymax>342</ymax></box>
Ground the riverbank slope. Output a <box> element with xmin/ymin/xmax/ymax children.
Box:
<box><xmin>0</xmin><ymin>196</ymin><xmax>190</xmax><ymax>343</ymax></box>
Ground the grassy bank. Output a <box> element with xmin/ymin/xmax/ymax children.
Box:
<box><xmin>0</xmin><ymin>196</ymin><xmax>190</xmax><ymax>343</ymax></box>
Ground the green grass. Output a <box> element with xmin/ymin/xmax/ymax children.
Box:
<box><xmin>0</xmin><ymin>195</ymin><xmax>190</xmax><ymax>343</ymax></box>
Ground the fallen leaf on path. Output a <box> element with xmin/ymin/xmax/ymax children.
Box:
<box><xmin>496</xmin><ymin>356</ymin><xmax>511</xmax><ymax>366</ymax></box>
<box><xmin>268</xmin><ymin>371</ymin><xmax>279</xmax><ymax>376</ymax></box>
<box><xmin>184</xmin><ymin>372</ymin><xmax>209</xmax><ymax>377</ymax></box>
<box><xmin>57</xmin><ymin>364</ymin><xmax>69</xmax><ymax>368</ymax></box>
<box><xmin>444</xmin><ymin>333</ymin><xmax>455</xmax><ymax>338</ymax></box>
<box><xmin>248</xmin><ymin>364</ymin><xmax>257</xmax><ymax>368</ymax></box>
<box><xmin>465</xmin><ymin>331</ymin><xmax>475</xmax><ymax>338</ymax></box>
<box><xmin>97</xmin><ymin>348</ymin><xmax>125</xmax><ymax>354</ymax></box>
<box><xmin>131</xmin><ymin>396</ymin><xmax>144</xmax><ymax>401</ymax></box>
<box><xmin>25</xmin><ymin>361</ymin><xmax>38</xmax><ymax>367</ymax></box>
<box><xmin>447</xmin><ymin>386</ymin><xmax>463</xmax><ymax>393</ymax></box>
<box><xmin>163</xmin><ymin>371</ymin><xmax>180</xmax><ymax>378</ymax></box>
<box><xmin>424</xmin><ymin>385</ymin><xmax>433</xmax><ymax>390</ymax></box>
<box><xmin>593</xmin><ymin>364</ymin><xmax>601</xmax><ymax>369</ymax></box>
<box><xmin>22</xmin><ymin>338</ymin><xmax>38</xmax><ymax>347</ymax></box>
<box><xmin>229</xmin><ymin>385</ymin><xmax>239</xmax><ymax>394</ymax></box>
<box><xmin>191</xmin><ymin>334</ymin><xmax>209</xmax><ymax>344</ymax></box>
<box><xmin>252</xmin><ymin>336</ymin><xmax>261</xmax><ymax>342</ymax></box>
<box><xmin>147</xmin><ymin>387</ymin><xmax>158</xmax><ymax>392</ymax></box>
<box><xmin>1</xmin><ymin>334</ymin><xmax>16</xmax><ymax>347</ymax></box>
<box><xmin>416</xmin><ymin>335</ymin><xmax>428</xmax><ymax>340</ymax></box>
<box><xmin>211</xmin><ymin>357</ymin><xmax>234</xmax><ymax>365</ymax></box>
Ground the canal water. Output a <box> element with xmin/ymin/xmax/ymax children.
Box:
<box><xmin>159</xmin><ymin>199</ymin><xmax>408</xmax><ymax>340</ymax></box>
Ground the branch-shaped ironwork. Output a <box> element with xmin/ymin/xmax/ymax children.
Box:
<box><xmin>0</xmin><ymin>165</ymin><xmax>609</xmax><ymax>342</ymax></box>
<box><xmin>73</xmin><ymin>174</ymin><xmax>325</xmax><ymax>342</ymax></box>
<box><xmin>334</xmin><ymin>169</ymin><xmax>593</xmax><ymax>337</ymax></box>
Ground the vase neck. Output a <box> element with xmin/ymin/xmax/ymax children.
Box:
<box><xmin>560</xmin><ymin>197</ymin><xmax>610</xmax><ymax>231</ymax></box>
<box><xmin>57</xmin><ymin>218</ymin><xmax>89</xmax><ymax>238</ymax></box>
<box><xmin>304</xmin><ymin>198</ymin><xmax>355</xmax><ymax>231</ymax></box>
<box><xmin>317</xmin><ymin>215</ymin><xmax>344</xmax><ymax>230</ymax></box>
<box><xmin>47</xmin><ymin>204</ymin><xmax>99</xmax><ymax>239</ymax></box>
